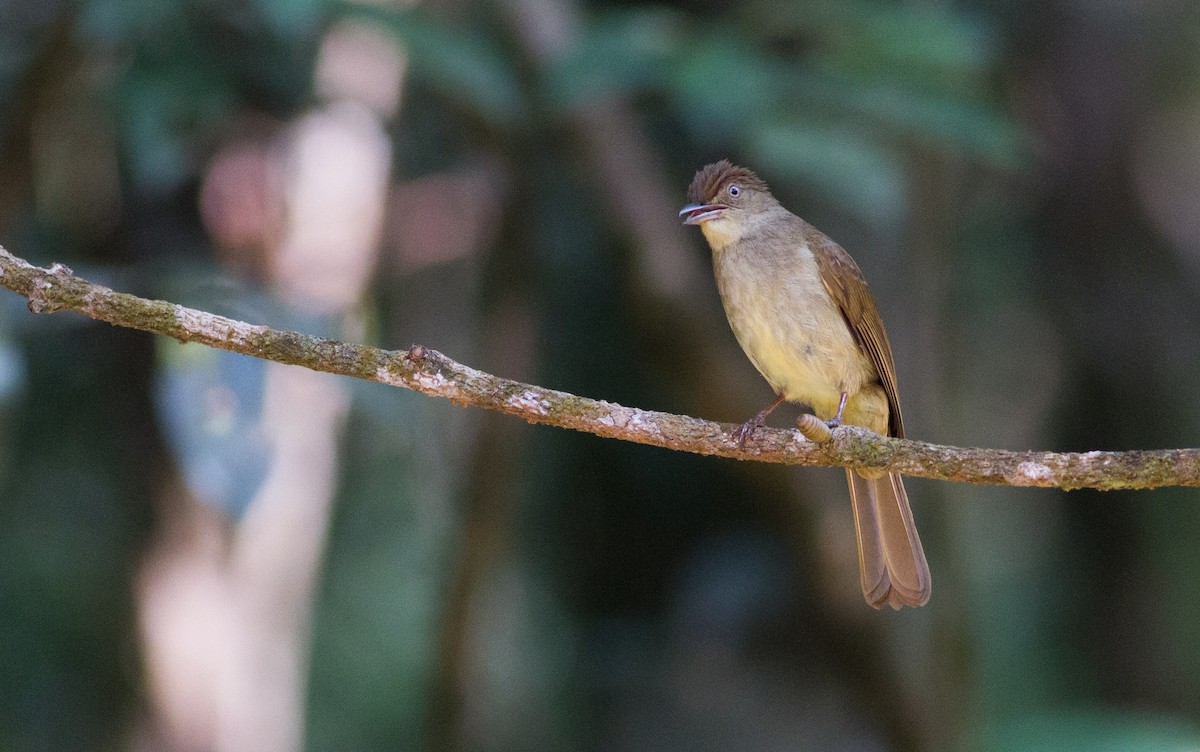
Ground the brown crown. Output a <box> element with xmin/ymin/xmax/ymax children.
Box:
<box><xmin>686</xmin><ymin>160</ymin><xmax>772</xmax><ymax>204</ymax></box>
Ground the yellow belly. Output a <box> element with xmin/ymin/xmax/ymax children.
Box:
<box><xmin>714</xmin><ymin>239</ymin><xmax>887</xmax><ymax>433</ymax></box>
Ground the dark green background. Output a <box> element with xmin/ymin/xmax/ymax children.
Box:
<box><xmin>3</xmin><ymin>0</ymin><xmax>1200</xmax><ymax>749</ymax></box>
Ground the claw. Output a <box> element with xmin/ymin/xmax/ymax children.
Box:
<box><xmin>732</xmin><ymin>415</ymin><xmax>766</xmax><ymax>446</ymax></box>
<box><xmin>732</xmin><ymin>393</ymin><xmax>787</xmax><ymax>447</ymax></box>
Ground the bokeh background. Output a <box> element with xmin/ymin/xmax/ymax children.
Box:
<box><xmin>3</xmin><ymin>0</ymin><xmax>1200</xmax><ymax>750</ymax></box>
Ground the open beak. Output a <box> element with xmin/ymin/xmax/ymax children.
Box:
<box><xmin>679</xmin><ymin>203</ymin><xmax>728</xmax><ymax>225</ymax></box>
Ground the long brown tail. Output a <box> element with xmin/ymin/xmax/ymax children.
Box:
<box><xmin>846</xmin><ymin>470</ymin><xmax>931</xmax><ymax>609</ymax></box>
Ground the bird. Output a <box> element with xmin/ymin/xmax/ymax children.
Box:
<box><xmin>679</xmin><ymin>159</ymin><xmax>930</xmax><ymax>609</ymax></box>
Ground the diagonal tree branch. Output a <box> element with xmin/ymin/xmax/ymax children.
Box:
<box><xmin>2</xmin><ymin>245</ymin><xmax>1197</xmax><ymax>490</ymax></box>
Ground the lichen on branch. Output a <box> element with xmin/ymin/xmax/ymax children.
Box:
<box><xmin>1</xmin><ymin>245</ymin><xmax>1197</xmax><ymax>490</ymax></box>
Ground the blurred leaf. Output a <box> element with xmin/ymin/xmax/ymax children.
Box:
<box><xmin>747</xmin><ymin>0</ymin><xmax>997</xmax><ymax>83</ymax></box>
<box><xmin>350</xmin><ymin>6</ymin><xmax>524</xmax><ymax>127</ymax></box>
<box><xmin>251</xmin><ymin>0</ymin><xmax>328</xmax><ymax>36</ymax></box>
<box><xmin>544</xmin><ymin>8</ymin><xmax>682</xmax><ymax>110</ymax></box>
<box><xmin>670</xmin><ymin>34</ymin><xmax>781</xmax><ymax>139</ymax></box>
<box><xmin>0</xmin><ymin>338</ymin><xmax>26</xmax><ymax>403</ymax></box>
<box><xmin>151</xmin><ymin>268</ymin><xmax>296</xmax><ymax>517</ymax></box>
<box><xmin>78</xmin><ymin>0</ymin><xmax>182</xmax><ymax>41</ymax></box>
<box><xmin>987</xmin><ymin>710</ymin><xmax>1200</xmax><ymax>752</ymax></box>
<box><xmin>0</xmin><ymin>334</ymin><xmax>26</xmax><ymax>487</ymax></box>
<box><xmin>155</xmin><ymin>342</ymin><xmax>269</xmax><ymax>518</ymax></box>
<box><xmin>666</xmin><ymin>15</ymin><xmax>1024</xmax><ymax>171</ymax></box>
<box><xmin>785</xmin><ymin>70</ymin><xmax>1026</xmax><ymax>168</ymax></box>
<box><xmin>850</xmin><ymin>7</ymin><xmax>994</xmax><ymax>79</ymax></box>
<box><xmin>114</xmin><ymin>63</ymin><xmax>236</xmax><ymax>191</ymax></box>
<box><xmin>746</xmin><ymin>121</ymin><xmax>906</xmax><ymax>226</ymax></box>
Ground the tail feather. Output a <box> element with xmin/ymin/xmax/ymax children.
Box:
<box><xmin>846</xmin><ymin>470</ymin><xmax>931</xmax><ymax>609</ymax></box>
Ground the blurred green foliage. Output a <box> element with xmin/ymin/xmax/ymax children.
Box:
<box><xmin>3</xmin><ymin>0</ymin><xmax>1200</xmax><ymax>751</ymax></box>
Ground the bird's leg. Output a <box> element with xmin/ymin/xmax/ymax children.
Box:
<box><xmin>826</xmin><ymin>391</ymin><xmax>849</xmax><ymax>429</ymax></box>
<box><xmin>733</xmin><ymin>393</ymin><xmax>787</xmax><ymax>446</ymax></box>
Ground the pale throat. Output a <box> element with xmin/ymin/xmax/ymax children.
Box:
<box><xmin>699</xmin><ymin>216</ymin><xmax>745</xmax><ymax>250</ymax></box>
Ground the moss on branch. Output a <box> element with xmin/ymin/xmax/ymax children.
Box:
<box><xmin>2</xmin><ymin>245</ymin><xmax>1198</xmax><ymax>490</ymax></box>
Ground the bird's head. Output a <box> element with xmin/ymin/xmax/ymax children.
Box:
<box><xmin>679</xmin><ymin>160</ymin><xmax>776</xmax><ymax>248</ymax></box>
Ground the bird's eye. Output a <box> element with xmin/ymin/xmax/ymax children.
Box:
<box><xmin>727</xmin><ymin>184</ymin><xmax>741</xmax><ymax>198</ymax></box>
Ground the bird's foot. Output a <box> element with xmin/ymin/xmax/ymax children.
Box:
<box><xmin>732</xmin><ymin>414</ymin><xmax>766</xmax><ymax>447</ymax></box>
<box><xmin>732</xmin><ymin>394</ymin><xmax>787</xmax><ymax>447</ymax></box>
<box><xmin>827</xmin><ymin>391</ymin><xmax>848</xmax><ymax>430</ymax></box>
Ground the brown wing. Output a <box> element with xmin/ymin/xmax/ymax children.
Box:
<box><xmin>808</xmin><ymin>224</ymin><xmax>905</xmax><ymax>439</ymax></box>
